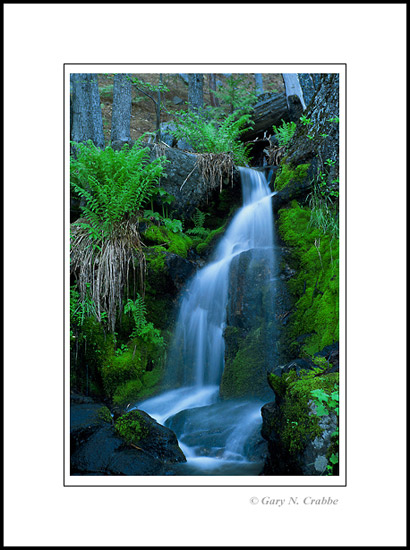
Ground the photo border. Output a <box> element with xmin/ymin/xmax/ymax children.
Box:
<box><xmin>64</xmin><ymin>62</ymin><xmax>347</xmax><ymax>488</ymax></box>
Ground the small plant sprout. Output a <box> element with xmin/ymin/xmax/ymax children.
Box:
<box><xmin>300</xmin><ymin>114</ymin><xmax>312</xmax><ymax>126</ymax></box>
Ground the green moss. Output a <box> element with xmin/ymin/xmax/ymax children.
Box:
<box><xmin>144</xmin><ymin>225</ymin><xmax>192</xmax><ymax>258</ymax></box>
<box><xmin>70</xmin><ymin>317</ymin><xmax>115</xmax><ymax>396</ymax></box>
<box><xmin>274</xmin><ymin>163</ymin><xmax>310</xmax><ymax>191</ymax></box>
<box><xmin>195</xmin><ymin>224</ymin><xmax>226</xmax><ymax>255</ymax></box>
<box><xmin>97</xmin><ymin>406</ymin><xmax>113</xmax><ymax>424</ymax></box>
<box><xmin>278</xmin><ymin>201</ymin><xmax>339</xmax><ymax>355</ymax></box>
<box><xmin>270</xmin><ymin>371</ymin><xmax>339</xmax><ymax>456</ymax></box>
<box><xmin>112</xmin><ymin>379</ymin><xmax>143</xmax><ymax>407</ymax></box>
<box><xmin>114</xmin><ymin>410</ymin><xmax>148</xmax><ymax>445</ymax></box>
<box><xmin>101</xmin><ymin>347</ymin><xmax>143</xmax><ymax>399</ymax></box>
<box><xmin>145</xmin><ymin>245</ymin><xmax>167</xmax><ymax>273</ymax></box>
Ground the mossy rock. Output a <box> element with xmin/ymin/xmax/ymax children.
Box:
<box><xmin>277</xmin><ymin>200</ymin><xmax>339</xmax><ymax>355</ymax></box>
<box><xmin>143</xmin><ymin>225</ymin><xmax>193</xmax><ymax>258</ymax></box>
<box><xmin>220</xmin><ymin>325</ymin><xmax>272</xmax><ymax>400</ymax></box>
<box><xmin>274</xmin><ymin>163</ymin><xmax>310</xmax><ymax>191</ymax></box>
<box><xmin>269</xmin><ymin>370</ymin><xmax>339</xmax><ymax>457</ymax></box>
<box><xmin>114</xmin><ymin>410</ymin><xmax>148</xmax><ymax>445</ymax></box>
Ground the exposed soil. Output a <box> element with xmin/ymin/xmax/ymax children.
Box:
<box><xmin>98</xmin><ymin>73</ymin><xmax>285</xmax><ymax>144</ymax></box>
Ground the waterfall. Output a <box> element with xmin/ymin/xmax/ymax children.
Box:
<box><xmin>132</xmin><ymin>168</ymin><xmax>276</xmax><ymax>475</ymax></box>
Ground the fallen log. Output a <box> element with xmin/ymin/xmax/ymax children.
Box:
<box><xmin>241</xmin><ymin>92</ymin><xmax>303</xmax><ymax>141</ymax></box>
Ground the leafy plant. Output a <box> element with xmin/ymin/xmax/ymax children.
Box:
<box><xmin>300</xmin><ymin>114</ymin><xmax>312</xmax><ymax>126</ymax></box>
<box><xmin>186</xmin><ymin>208</ymin><xmax>210</xmax><ymax>239</ymax></box>
<box><xmin>272</xmin><ymin>119</ymin><xmax>297</xmax><ymax>147</ymax></box>
<box><xmin>124</xmin><ymin>295</ymin><xmax>165</xmax><ymax>350</ymax></box>
<box><xmin>310</xmin><ymin>383</ymin><xmax>339</xmax><ymax>475</ymax></box>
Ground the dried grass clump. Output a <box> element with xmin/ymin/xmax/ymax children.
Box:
<box><xmin>70</xmin><ymin>218</ymin><xmax>146</xmax><ymax>333</ymax></box>
<box><xmin>196</xmin><ymin>151</ymin><xmax>235</xmax><ymax>193</ymax></box>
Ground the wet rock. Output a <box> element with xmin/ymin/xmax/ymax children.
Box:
<box><xmin>70</xmin><ymin>401</ymin><xmax>113</xmax><ymax>454</ymax></box>
<box><xmin>165</xmin><ymin>252</ymin><xmax>196</xmax><ymax>291</ymax></box>
<box><xmin>127</xmin><ymin>410</ymin><xmax>187</xmax><ymax>464</ymax></box>
<box><xmin>70</xmin><ymin>425</ymin><xmax>167</xmax><ymax>476</ymax></box>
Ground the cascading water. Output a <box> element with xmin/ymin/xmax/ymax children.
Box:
<box><xmin>132</xmin><ymin>168</ymin><xmax>276</xmax><ymax>475</ymax></box>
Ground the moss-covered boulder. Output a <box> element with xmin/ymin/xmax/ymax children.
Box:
<box><xmin>114</xmin><ymin>410</ymin><xmax>186</xmax><ymax>463</ymax></box>
<box><xmin>261</xmin><ymin>359</ymin><xmax>339</xmax><ymax>476</ymax></box>
<box><xmin>220</xmin><ymin>250</ymin><xmax>276</xmax><ymax>400</ymax></box>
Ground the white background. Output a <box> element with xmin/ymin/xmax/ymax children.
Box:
<box><xmin>4</xmin><ymin>3</ymin><xmax>406</xmax><ymax>547</ymax></box>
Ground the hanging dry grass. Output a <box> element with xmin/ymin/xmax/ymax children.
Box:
<box><xmin>70</xmin><ymin>217</ymin><xmax>146</xmax><ymax>332</ymax></box>
<box><xmin>196</xmin><ymin>151</ymin><xmax>235</xmax><ymax>193</ymax></box>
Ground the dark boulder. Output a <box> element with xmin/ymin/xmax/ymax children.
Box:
<box><xmin>164</xmin><ymin>252</ymin><xmax>197</xmax><ymax>291</ymax></box>
<box><xmin>125</xmin><ymin>409</ymin><xmax>187</xmax><ymax>464</ymax></box>
<box><xmin>70</xmin><ymin>424</ymin><xmax>167</xmax><ymax>476</ymax></box>
<box><xmin>70</xmin><ymin>400</ymin><xmax>113</xmax><ymax>454</ymax></box>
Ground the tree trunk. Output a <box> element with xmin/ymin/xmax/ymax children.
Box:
<box><xmin>255</xmin><ymin>73</ymin><xmax>264</xmax><ymax>95</ymax></box>
<box><xmin>71</xmin><ymin>73</ymin><xmax>105</xmax><ymax>148</ymax></box>
<box><xmin>208</xmin><ymin>73</ymin><xmax>219</xmax><ymax>107</ymax></box>
<box><xmin>282</xmin><ymin>73</ymin><xmax>306</xmax><ymax>110</ymax></box>
<box><xmin>188</xmin><ymin>74</ymin><xmax>204</xmax><ymax>114</ymax></box>
<box><xmin>111</xmin><ymin>73</ymin><xmax>132</xmax><ymax>144</ymax></box>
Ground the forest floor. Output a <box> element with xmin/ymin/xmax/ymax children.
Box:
<box><xmin>98</xmin><ymin>72</ymin><xmax>285</xmax><ymax>144</ymax></box>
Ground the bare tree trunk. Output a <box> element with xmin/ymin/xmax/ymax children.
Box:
<box><xmin>188</xmin><ymin>74</ymin><xmax>204</xmax><ymax>114</ymax></box>
<box><xmin>208</xmin><ymin>73</ymin><xmax>219</xmax><ymax>107</ymax></box>
<box><xmin>255</xmin><ymin>73</ymin><xmax>264</xmax><ymax>95</ymax></box>
<box><xmin>71</xmin><ymin>73</ymin><xmax>105</xmax><ymax>148</ymax></box>
<box><xmin>282</xmin><ymin>73</ymin><xmax>306</xmax><ymax>110</ymax></box>
<box><xmin>111</xmin><ymin>73</ymin><xmax>132</xmax><ymax>144</ymax></box>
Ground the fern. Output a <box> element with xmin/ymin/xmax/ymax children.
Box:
<box><xmin>124</xmin><ymin>295</ymin><xmax>147</xmax><ymax>336</ymax></box>
<box><xmin>124</xmin><ymin>295</ymin><xmax>165</xmax><ymax>349</ymax></box>
<box><xmin>186</xmin><ymin>208</ymin><xmax>210</xmax><ymax>239</ymax></box>
<box><xmin>168</xmin><ymin>110</ymin><xmax>253</xmax><ymax>165</ymax></box>
<box><xmin>272</xmin><ymin>119</ymin><xmax>297</xmax><ymax>147</ymax></box>
<box><xmin>71</xmin><ymin>139</ymin><xmax>169</xmax><ymax>242</ymax></box>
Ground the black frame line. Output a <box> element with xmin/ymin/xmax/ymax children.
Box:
<box><xmin>63</xmin><ymin>63</ymin><xmax>347</xmax><ymax>487</ymax></box>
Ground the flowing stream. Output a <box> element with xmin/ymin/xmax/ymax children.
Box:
<box><xmin>132</xmin><ymin>168</ymin><xmax>276</xmax><ymax>475</ymax></box>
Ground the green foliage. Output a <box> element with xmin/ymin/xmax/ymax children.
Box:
<box><xmin>168</xmin><ymin>109</ymin><xmax>253</xmax><ymax>165</ymax></box>
<box><xmin>278</xmin><ymin>201</ymin><xmax>339</xmax><ymax>355</ymax></box>
<box><xmin>212</xmin><ymin>74</ymin><xmax>258</xmax><ymax>116</ymax></box>
<box><xmin>272</xmin><ymin>119</ymin><xmax>297</xmax><ymax>147</ymax></box>
<box><xmin>300</xmin><ymin>114</ymin><xmax>312</xmax><ymax>126</ymax></box>
<box><xmin>124</xmin><ymin>295</ymin><xmax>147</xmax><ymax>336</ymax></box>
<box><xmin>186</xmin><ymin>208</ymin><xmax>210</xmax><ymax>239</ymax></box>
<box><xmin>124</xmin><ymin>295</ymin><xmax>165</xmax><ymax>350</ymax></box>
<box><xmin>70</xmin><ymin>284</ymin><xmax>99</xmax><ymax>328</ymax></box>
<box><xmin>115</xmin><ymin>410</ymin><xmax>148</xmax><ymax>445</ymax></box>
<box><xmin>70</xmin><ymin>139</ymin><xmax>169</xmax><ymax>244</ymax></box>
<box><xmin>308</xmin><ymin>160</ymin><xmax>339</xmax><ymax>238</ymax></box>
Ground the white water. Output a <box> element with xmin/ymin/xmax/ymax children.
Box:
<box><xmin>132</xmin><ymin>168</ymin><xmax>276</xmax><ymax>475</ymax></box>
